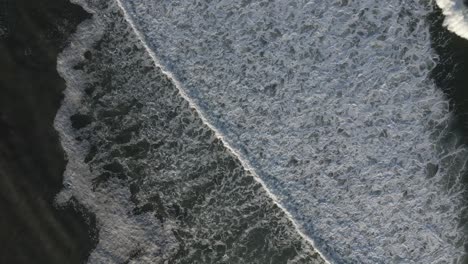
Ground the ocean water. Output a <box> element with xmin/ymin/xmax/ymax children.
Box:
<box><xmin>0</xmin><ymin>0</ymin><xmax>10</xmax><ymax>38</ymax></box>
<box><xmin>55</xmin><ymin>0</ymin><xmax>468</xmax><ymax>263</ymax></box>
<box><xmin>55</xmin><ymin>0</ymin><xmax>325</xmax><ymax>263</ymax></box>
<box><xmin>120</xmin><ymin>0</ymin><xmax>468</xmax><ymax>262</ymax></box>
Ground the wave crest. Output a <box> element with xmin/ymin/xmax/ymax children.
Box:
<box><xmin>436</xmin><ymin>0</ymin><xmax>468</xmax><ymax>40</ymax></box>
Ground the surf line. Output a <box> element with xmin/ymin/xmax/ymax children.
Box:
<box><xmin>114</xmin><ymin>0</ymin><xmax>333</xmax><ymax>262</ymax></box>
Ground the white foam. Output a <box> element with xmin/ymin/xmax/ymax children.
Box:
<box><xmin>54</xmin><ymin>0</ymin><xmax>325</xmax><ymax>262</ymax></box>
<box><xmin>112</xmin><ymin>0</ymin><xmax>332</xmax><ymax>262</ymax></box>
<box><xmin>55</xmin><ymin>2</ymin><xmax>178</xmax><ymax>262</ymax></box>
<box><xmin>436</xmin><ymin>0</ymin><xmax>468</xmax><ymax>40</ymax></box>
<box><xmin>118</xmin><ymin>0</ymin><xmax>468</xmax><ymax>263</ymax></box>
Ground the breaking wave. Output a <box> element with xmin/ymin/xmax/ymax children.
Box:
<box><xmin>119</xmin><ymin>0</ymin><xmax>468</xmax><ymax>263</ymax></box>
<box><xmin>54</xmin><ymin>0</ymin><xmax>468</xmax><ymax>263</ymax></box>
<box><xmin>54</xmin><ymin>0</ymin><xmax>325</xmax><ymax>263</ymax></box>
<box><xmin>436</xmin><ymin>0</ymin><xmax>468</xmax><ymax>40</ymax></box>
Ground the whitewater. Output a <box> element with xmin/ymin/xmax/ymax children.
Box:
<box><xmin>55</xmin><ymin>0</ymin><xmax>326</xmax><ymax>263</ymax></box>
<box><xmin>436</xmin><ymin>0</ymin><xmax>468</xmax><ymax>40</ymax></box>
<box><xmin>55</xmin><ymin>0</ymin><xmax>468</xmax><ymax>263</ymax></box>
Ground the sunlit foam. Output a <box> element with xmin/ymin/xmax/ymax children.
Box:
<box><xmin>436</xmin><ymin>0</ymin><xmax>468</xmax><ymax>40</ymax></box>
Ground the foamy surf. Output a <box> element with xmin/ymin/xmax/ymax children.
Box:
<box><xmin>54</xmin><ymin>0</ymin><xmax>326</xmax><ymax>263</ymax></box>
<box><xmin>436</xmin><ymin>0</ymin><xmax>468</xmax><ymax>40</ymax></box>
<box><xmin>53</xmin><ymin>0</ymin><xmax>468</xmax><ymax>262</ymax></box>
<box><xmin>118</xmin><ymin>0</ymin><xmax>468</xmax><ymax>263</ymax></box>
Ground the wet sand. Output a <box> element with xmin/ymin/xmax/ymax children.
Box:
<box><xmin>0</xmin><ymin>0</ymin><xmax>96</xmax><ymax>263</ymax></box>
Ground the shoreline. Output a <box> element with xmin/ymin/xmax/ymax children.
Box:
<box><xmin>0</xmin><ymin>0</ymin><xmax>97</xmax><ymax>263</ymax></box>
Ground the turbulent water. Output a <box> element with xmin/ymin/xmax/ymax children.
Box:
<box><xmin>0</xmin><ymin>1</ymin><xmax>9</xmax><ymax>38</ymax></box>
<box><xmin>436</xmin><ymin>0</ymin><xmax>468</xmax><ymax>40</ymax></box>
<box><xmin>55</xmin><ymin>0</ymin><xmax>468</xmax><ymax>263</ymax></box>
<box><xmin>55</xmin><ymin>0</ymin><xmax>325</xmax><ymax>263</ymax></box>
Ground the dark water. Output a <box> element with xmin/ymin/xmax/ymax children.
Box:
<box><xmin>0</xmin><ymin>0</ymin><xmax>97</xmax><ymax>263</ymax></box>
<box><xmin>428</xmin><ymin>4</ymin><xmax>468</xmax><ymax>263</ymax></box>
<box><xmin>429</xmin><ymin>6</ymin><xmax>468</xmax><ymax>144</ymax></box>
<box><xmin>1</xmin><ymin>0</ymin><xmax>468</xmax><ymax>263</ymax></box>
<box><xmin>55</xmin><ymin>0</ymin><xmax>325</xmax><ymax>263</ymax></box>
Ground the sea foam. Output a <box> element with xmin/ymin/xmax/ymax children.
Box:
<box><xmin>118</xmin><ymin>0</ymin><xmax>468</xmax><ymax>263</ymax></box>
<box><xmin>436</xmin><ymin>0</ymin><xmax>468</xmax><ymax>40</ymax></box>
<box><xmin>54</xmin><ymin>0</ymin><xmax>325</xmax><ymax>263</ymax></box>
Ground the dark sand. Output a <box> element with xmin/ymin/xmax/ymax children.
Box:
<box><xmin>0</xmin><ymin>0</ymin><xmax>97</xmax><ymax>263</ymax></box>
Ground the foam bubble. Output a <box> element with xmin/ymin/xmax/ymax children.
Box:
<box><xmin>436</xmin><ymin>0</ymin><xmax>468</xmax><ymax>40</ymax></box>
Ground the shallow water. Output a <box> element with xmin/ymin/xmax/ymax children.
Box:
<box><xmin>55</xmin><ymin>0</ymin><xmax>325</xmax><ymax>263</ymax></box>
<box><xmin>0</xmin><ymin>0</ymin><xmax>96</xmax><ymax>263</ymax></box>
<box><xmin>54</xmin><ymin>0</ymin><xmax>468</xmax><ymax>263</ymax></box>
<box><xmin>119</xmin><ymin>0</ymin><xmax>468</xmax><ymax>263</ymax></box>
